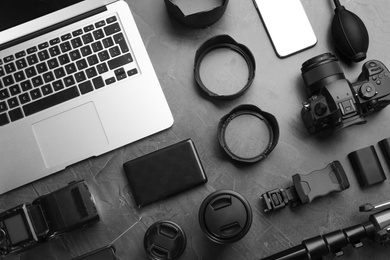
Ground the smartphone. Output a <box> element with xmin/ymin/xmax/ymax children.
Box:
<box><xmin>253</xmin><ymin>0</ymin><xmax>317</xmax><ymax>58</ymax></box>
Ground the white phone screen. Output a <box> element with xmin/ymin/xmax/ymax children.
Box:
<box><xmin>253</xmin><ymin>0</ymin><xmax>317</xmax><ymax>58</ymax></box>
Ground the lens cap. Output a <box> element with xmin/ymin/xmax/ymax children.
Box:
<box><xmin>144</xmin><ymin>221</ymin><xmax>186</xmax><ymax>260</ymax></box>
<box><xmin>199</xmin><ymin>190</ymin><xmax>252</xmax><ymax>244</ymax></box>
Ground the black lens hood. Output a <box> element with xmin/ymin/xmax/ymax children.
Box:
<box><xmin>194</xmin><ymin>35</ymin><xmax>256</xmax><ymax>100</ymax></box>
<box><xmin>217</xmin><ymin>104</ymin><xmax>279</xmax><ymax>163</ymax></box>
<box><xmin>164</xmin><ymin>0</ymin><xmax>229</xmax><ymax>28</ymax></box>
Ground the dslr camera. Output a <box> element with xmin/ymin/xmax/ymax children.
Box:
<box><xmin>0</xmin><ymin>180</ymin><xmax>99</xmax><ymax>256</ymax></box>
<box><xmin>301</xmin><ymin>53</ymin><xmax>390</xmax><ymax>134</ymax></box>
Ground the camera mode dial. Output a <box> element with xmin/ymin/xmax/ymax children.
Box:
<box><xmin>359</xmin><ymin>83</ymin><xmax>376</xmax><ymax>100</ymax></box>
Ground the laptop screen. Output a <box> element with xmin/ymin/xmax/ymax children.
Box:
<box><xmin>0</xmin><ymin>0</ymin><xmax>85</xmax><ymax>32</ymax></box>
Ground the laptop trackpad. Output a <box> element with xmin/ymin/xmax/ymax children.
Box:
<box><xmin>32</xmin><ymin>102</ymin><xmax>109</xmax><ymax>168</ymax></box>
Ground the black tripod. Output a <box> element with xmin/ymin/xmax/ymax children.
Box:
<box><xmin>261</xmin><ymin>201</ymin><xmax>390</xmax><ymax>260</ymax></box>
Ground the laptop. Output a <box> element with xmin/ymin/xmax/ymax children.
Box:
<box><xmin>0</xmin><ymin>0</ymin><xmax>174</xmax><ymax>194</ymax></box>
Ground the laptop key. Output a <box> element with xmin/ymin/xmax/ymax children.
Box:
<box><xmin>95</xmin><ymin>20</ymin><xmax>106</xmax><ymax>28</ymax></box>
<box><xmin>93</xmin><ymin>29</ymin><xmax>105</xmax><ymax>40</ymax></box>
<box><xmin>27</xmin><ymin>54</ymin><xmax>39</xmax><ymax>65</ymax></box>
<box><xmin>20</xmin><ymin>80</ymin><xmax>33</xmax><ymax>91</ymax></box>
<box><xmin>27</xmin><ymin>47</ymin><xmax>37</xmax><ymax>54</ymax></box>
<box><xmin>14</xmin><ymin>71</ymin><xmax>25</xmax><ymax>82</ymax></box>
<box><xmin>74</xmin><ymin>71</ymin><xmax>86</xmax><ymax>83</ymax></box>
<box><xmin>106</xmin><ymin>16</ymin><xmax>117</xmax><ymax>24</ymax></box>
<box><xmin>87</xmin><ymin>55</ymin><xmax>99</xmax><ymax>66</ymax></box>
<box><xmin>16</xmin><ymin>58</ymin><xmax>27</xmax><ymax>70</ymax></box>
<box><xmin>54</xmin><ymin>67</ymin><xmax>66</xmax><ymax>79</ymax></box>
<box><xmin>7</xmin><ymin>97</ymin><xmax>19</xmax><ymax>109</ymax></box>
<box><xmin>70</xmin><ymin>49</ymin><xmax>81</xmax><ymax>61</ymax></box>
<box><xmin>113</xmin><ymin>33</ymin><xmax>129</xmax><ymax>53</ymax></box>
<box><xmin>98</xmin><ymin>50</ymin><xmax>110</xmax><ymax>62</ymax></box>
<box><xmin>47</xmin><ymin>58</ymin><xmax>59</xmax><ymax>69</ymax></box>
<box><xmin>38</xmin><ymin>50</ymin><xmax>49</xmax><ymax>61</ymax></box>
<box><xmin>108</xmin><ymin>53</ymin><xmax>133</xmax><ymax>70</ymax></box>
<box><xmin>19</xmin><ymin>93</ymin><xmax>30</xmax><ymax>104</ymax></box>
<box><xmin>23</xmin><ymin>86</ymin><xmax>80</xmax><ymax>116</ymax></box>
<box><xmin>30</xmin><ymin>89</ymin><xmax>42</xmax><ymax>100</ymax></box>
<box><xmin>15</xmin><ymin>51</ymin><xmax>26</xmax><ymax>59</ymax></box>
<box><xmin>52</xmin><ymin>80</ymin><xmax>65</xmax><ymax>91</ymax></box>
<box><xmin>104</xmin><ymin>23</ymin><xmax>121</xmax><ymax>36</ymax></box>
<box><xmin>102</xmin><ymin>37</ymin><xmax>114</xmax><ymax>48</ymax></box>
<box><xmin>92</xmin><ymin>76</ymin><xmax>104</xmax><ymax>89</ymax></box>
<box><xmin>9</xmin><ymin>107</ymin><xmax>24</xmax><ymax>122</ymax></box>
<box><xmin>32</xmin><ymin>76</ymin><xmax>43</xmax><ymax>88</ymax></box>
<box><xmin>97</xmin><ymin>63</ymin><xmax>108</xmax><ymax>74</ymax></box>
<box><xmin>58</xmin><ymin>54</ymin><xmax>70</xmax><ymax>65</ymax></box>
<box><xmin>84</xmin><ymin>25</ymin><xmax>94</xmax><ymax>33</ymax></box>
<box><xmin>0</xmin><ymin>113</ymin><xmax>9</xmax><ymax>126</ymax></box>
<box><xmin>49</xmin><ymin>38</ymin><xmax>60</xmax><ymax>46</ymax></box>
<box><xmin>41</xmin><ymin>84</ymin><xmax>53</xmax><ymax>96</ymax></box>
<box><xmin>5</xmin><ymin>63</ymin><xmax>16</xmax><ymax>74</ymax></box>
<box><xmin>82</xmin><ymin>33</ymin><xmax>94</xmax><ymax>44</ymax></box>
<box><xmin>3</xmin><ymin>75</ymin><xmax>14</xmax><ymax>87</ymax></box>
<box><xmin>0</xmin><ymin>101</ymin><xmax>7</xmax><ymax>112</ymax></box>
<box><xmin>72</xmin><ymin>29</ymin><xmax>83</xmax><ymax>37</ymax></box>
<box><xmin>105</xmin><ymin>77</ymin><xmax>116</xmax><ymax>85</ymax></box>
<box><xmin>25</xmin><ymin>67</ymin><xmax>37</xmax><ymax>78</ymax></box>
<box><xmin>109</xmin><ymin>46</ymin><xmax>121</xmax><ymax>58</ymax></box>
<box><xmin>79</xmin><ymin>81</ymin><xmax>94</xmax><ymax>94</ymax></box>
<box><xmin>71</xmin><ymin>37</ymin><xmax>83</xmax><ymax>48</ymax></box>
<box><xmin>91</xmin><ymin>42</ymin><xmax>103</xmax><ymax>52</ymax></box>
<box><xmin>4</xmin><ymin>55</ymin><xmax>14</xmax><ymax>63</ymax></box>
<box><xmin>65</xmin><ymin>63</ymin><xmax>77</xmax><ymax>74</ymax></box>
<box><xmin>9</xmin><ymin>85</ymin><xmax>21</xmax><ymax>96</ymax></box>
<box><xmin>114</xmin><ymin>68</ymin><xmax>126</xmax><ymax>81</ymax></box>
<box><xmin>49</xmin><ymin>46</ymin><xmax>61</xmax><ymax>57</ymax></box>
<box><xmin>38</xmin><ymin>42</ymin><xmax>49</xmax><ymax>50</ymax></box>
<box><xmin>60</xmin><ymin>41</ymin><xmax>72</xmax><ymax>53</ymax></box>
<box><xmin>86</xmin><ymin>67</ymin><xmax>97</xmax><ymax>78</ymax></box>
<box><xmin>63</xmin><ymin>75</ymin><xmax>75</xmax><ymax>87</ymax></box>
<box><xmin>36</xmin><ymin>63</ymin><xmax>48</xmax><ymax>73</ymax></box>
<box><xmin>61</xmin><ymin>33</ymin><xmax>72</xmax><ymax>41</ymax></box>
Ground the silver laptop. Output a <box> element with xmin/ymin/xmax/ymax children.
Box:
<box><xmin>0</xmin><ymin>0</ymin><xmax>174</xmax><ymax>194</ymax></box>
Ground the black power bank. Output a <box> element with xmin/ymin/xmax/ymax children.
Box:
<box><xmin>123</xmin><ymin>139</ymin><xmax>207</xmax><ymax>207</ymax></box>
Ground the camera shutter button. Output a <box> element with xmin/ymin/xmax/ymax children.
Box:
<box><xmin>359</xmin><ymin>83</ymin><xmax>376</xmax><ymax>100</ymax></box>
<box><xmin>315</xmin><ymin>102</ymin><xmax>328</xmax><ymax>116</ymax></box>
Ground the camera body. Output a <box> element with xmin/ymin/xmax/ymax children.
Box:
<box><xmin>0</xmin><ymin>180</ymin><xmax>99</xmax><ymax>256</ymax></box>
<box><xmin>301</xmin><ymin>53</ymin><xmax>390</xmax><ymax>134</ymax></box>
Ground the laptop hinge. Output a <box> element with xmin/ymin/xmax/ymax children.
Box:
<box><xmin>0</xmin><ymin>6</ymin><xmax>107</xmax><ymax>51</ymax></box>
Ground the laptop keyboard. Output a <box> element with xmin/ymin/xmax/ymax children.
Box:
<box><xmin>0</xmin><ymin>15</ymin><xmax>138</xmax><ymax>127</ymax></box>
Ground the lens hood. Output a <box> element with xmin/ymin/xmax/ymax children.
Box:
<box><xmin>194</xmin><ymin>35</ymin><xmax>256</xmax><ymax>100</ymax></box>
<box><xmin>217</xmin><ymin>104</ymin><xmax>279</xmax><ymax>163</ymax></box>
<box><xmin>164</xmin><ymin>0</ymin><xmax>229</xmax><ymax>28</ymax></box>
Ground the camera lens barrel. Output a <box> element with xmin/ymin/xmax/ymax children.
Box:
<box><xmin>301</xmin><ymin>53</ymin><xmax>346</xmax><ymax>96</ymax></box>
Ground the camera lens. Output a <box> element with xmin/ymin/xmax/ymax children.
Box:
<box><xmin>301</xmin><ymin>53</ymin><xmax>345</xmax><ymax>96</ymax></box>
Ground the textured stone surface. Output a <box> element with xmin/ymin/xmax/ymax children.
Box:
<box><xmin>2</xmin><ymin>0</ymin><xmax>390</xmax><ymax>259</ymax></box>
